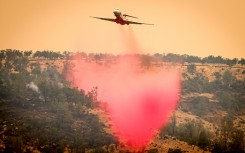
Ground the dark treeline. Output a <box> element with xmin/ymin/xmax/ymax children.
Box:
<box><xmin>159</xmin><ymin>53</ymin><xmax>244</xmax><ymax>66</ymax></box>
<box><xmin>1</xmin><ymin>49</ymin><xmax>245</xmax><ymax>66</ymax></box>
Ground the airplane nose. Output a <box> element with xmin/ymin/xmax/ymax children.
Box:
<box><xmin>113</xmin><ymin>8</ymin><xmax>120</xmax><ymax>13</ymax></box>
<box><xmin>113</xmin><ymin>9</ymin><xmax>121</xmax><ymax>17</ymax></box>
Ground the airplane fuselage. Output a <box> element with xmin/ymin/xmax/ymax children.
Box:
<box><xmin>113</xmin><ymin>8</ymin><xmax>129</xmax><ymax>25</ymax></box>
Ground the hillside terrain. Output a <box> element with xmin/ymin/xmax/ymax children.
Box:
<box><xmin>0</xmin><ymin>50</ymin><xmax>245</xmax><ymax>153</ymax></box>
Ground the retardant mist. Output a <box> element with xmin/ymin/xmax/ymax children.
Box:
<box><xmin>65</xmin><ymin>55</ymin><xmax>180</xmax><ymax>150</ymax></box>
<box><xmin>65</xmin><ymin>27</ymin><xmax>180</xmax><ymax>150</ymax></box>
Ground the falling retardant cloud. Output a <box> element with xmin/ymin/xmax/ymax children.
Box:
<box><xmin>65</xmin><ymin>55</ymin><xmax>180</xmax><ymax>150</ymax></box>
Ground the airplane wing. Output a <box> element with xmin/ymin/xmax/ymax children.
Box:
<box><xmin>127</xmin><ymin>20</ymin><xmax>154</xmax><ymax>25</ymax></box>
<box><xmin>90</xmin><ymin>16</ymin><xmax>115</xmax><ymax>22</ymax></box>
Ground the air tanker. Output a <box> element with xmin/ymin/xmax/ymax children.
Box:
<box><xmin>90</xmin><ymin>8</ymin><xmax>154</xmax><ymax>25</ymax></box>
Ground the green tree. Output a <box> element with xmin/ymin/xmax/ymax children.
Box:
<box><xmin>24</xmin><ymin>50</ymin><xmax>32</xmax><ymax>57</ymax></box>
<box><xmin>187</xmin><ymin>64</ymin><xmax>196</xmax><ymax>74</ymax></box>
<box><xmin>216</xmin><ymin>90</ymin><xmax>239</xmax><ymax>111</ymax></box>
<box><xmin>187</xmin><ymin>96</ymin><xmax>210</xmax><ymax>117</ymax></box>
<box><xmin>239</xmin><ymin>58</ymin><xmax>245</xmax><ymax>65</ymax></box>
<box><xmin>198</xmin><ymin>130</ymin><xmax>210</xmax><ymax>148</ymax></box>
<box><xmin>31</xmin><ymin>62</ymin><xmax>41</xmax><ymax>75</ymax></box>
<box><xmin>173</xmin><ymin>120</ymin><xmax>210</xmax><ymax>148</ymax></box>
<box><xmin>229</xmin><ymin>129</ymin><xmax>245</xmax><ymax>153</ymax></box>
<box><xmin>220</xmin><ymin>116</ymin><xmax>234</xmax><ymax>149</ymax></box>
<box><xmin>161</xmin><ymin>112</ymin><xmax>177</xmax><ymax>136</ymax></box>
<box><xmin>214</xmin><ymin>72</ymin><xmax>222</xmax><ymax>80</ymax></box>
<box><xmin>222</xmin><ymin>70</ymin><xmax>236</xmax><ymax>89</ymax></box>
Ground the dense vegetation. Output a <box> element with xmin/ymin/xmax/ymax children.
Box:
<box><xmin>0</xmin><ymin>49</ymin><xmax>244</xmax><ymax>152</ymax></box>
<box><xmin>0</xmin><ymin>50</ymin><xmax>117</xmax><ymax>152</ymax></box>
<box><xmin>162</xmin><ymin>63</ymin><xmax>245</xmax><ymax>152</ymax></box>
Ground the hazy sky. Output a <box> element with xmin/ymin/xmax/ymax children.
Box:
<box><xmin>1</xmin><ymin>0</ymin><xmax>244</xmax><ymax>58</ymax></box>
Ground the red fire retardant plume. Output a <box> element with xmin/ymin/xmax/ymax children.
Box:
<box><xmin>65</xmin><ymin>55</ymin><xmax>180</xmax><ymax>150</ymax></box>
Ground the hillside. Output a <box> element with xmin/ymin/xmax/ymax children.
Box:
<box><xmin>0</xmin><ymin>50</ymin><xmax>245</xmax><ymax>152</ymax></box>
